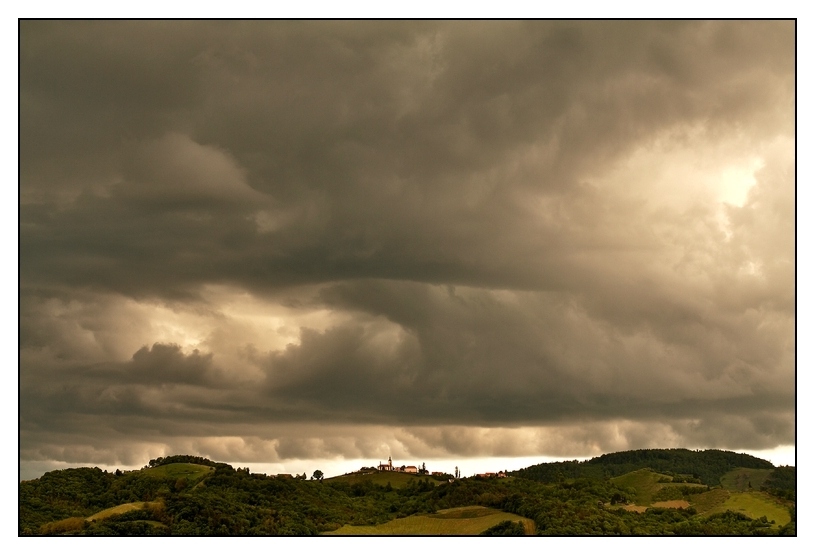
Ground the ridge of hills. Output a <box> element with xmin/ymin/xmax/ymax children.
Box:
<box><xmin>19</xmin><ymin>449</ymin><xmax>795</xmax><ymax>536</ymax></box>
<box><xmin>510</xmin><ymin>448</ymin><xmax>775</xmax><ymax>485</ymax></box>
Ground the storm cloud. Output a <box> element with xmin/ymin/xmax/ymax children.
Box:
<box><xmin>20</xmin><ymin>21</ymin><xmax>794</xmax><ymax>473</ymax></box>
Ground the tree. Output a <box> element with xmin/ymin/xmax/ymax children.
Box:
<box><xmin>480</xmin><ymin>520</ymin><xmax>525</xmax><ymax>536</ymax></box>
<box><xmin>312</xmin><ymin>470</ymin><xmax>324</xmax><ymax>481</ymax></box>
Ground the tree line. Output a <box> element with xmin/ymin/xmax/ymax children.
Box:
<box><xmin>511</xmin><ymin>448</ymin><xmax>775</xmax><ymax>486</ymax></box>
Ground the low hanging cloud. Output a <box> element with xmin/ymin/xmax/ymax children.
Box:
<box><xmin>20</xmin><ymin>20</ymin><xmax>794</xmax><ymax>473</ymax></box>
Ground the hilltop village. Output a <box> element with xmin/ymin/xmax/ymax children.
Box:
<box><xmin>367</xmin><ymin>457</ymin><xmax>506</xmax><ymax>479</ymax></box>
<box><xmin>273</xmin><ymin>458</ymin><xmax>506</xmax><ymax>480</ymax></box>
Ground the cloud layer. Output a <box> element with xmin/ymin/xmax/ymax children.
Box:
<box><xmin>20</xmin><ymin>21</ymin><xmax>794</xmax><ymax>471</ymax></box>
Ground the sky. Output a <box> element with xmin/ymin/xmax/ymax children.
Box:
<box><xmin>18</xmin><ymin>20</ymin><xmax>796</xmax><ymax>481</ymax></box>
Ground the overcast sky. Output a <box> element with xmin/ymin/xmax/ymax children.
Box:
<box><xmin>19</xmin><ymin>20</ymin><xmax>795</xmax><ymax>479</ymax></box>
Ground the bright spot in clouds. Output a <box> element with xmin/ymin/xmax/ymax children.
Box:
<box><xmin>718</xmin><ymin>157</ymin><xmax>764</xmax><ymax>207</ymax></box>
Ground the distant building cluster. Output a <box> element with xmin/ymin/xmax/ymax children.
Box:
<box><xmin>374</xmin><ymin>457</ymin><xmax>505</xmax><ymax>479</ymax></box>
<box><xmin>377</xmin><ymin>456</ymin><xmax>419</xmax><ymax>473</ymax></box>
<box><xmin>476</xmin><ymin>471</ymin><xmax>507</xmax><ymax>479</ymax></box>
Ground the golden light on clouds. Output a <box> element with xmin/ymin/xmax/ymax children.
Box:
<box><xmin>718</xmin><ymin>157</ymin><xmax>763</xmax><ymax>207</ymax></box>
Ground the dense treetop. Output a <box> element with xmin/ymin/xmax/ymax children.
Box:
<box><xmin>511</xmin><ymin>448</ymin><xmax>775</xmax><ymax>485</ymax></box>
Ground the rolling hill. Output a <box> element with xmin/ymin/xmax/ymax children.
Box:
<box><xmin>326</xmin><ymin>469</ymin><xmax>443</xmax><ymax>489</ymax></box>
<box><xmin>325</xmin><ymin>506</ymin><xmax>535</xmax><ymax>535</ymax></box>
<box><xmin>512</xmin><ymin>448</ymin><xmax>775</xmax><ymax>485</ymax></box>
<box><xmin>19</xmin><ymin>448</ymin><xmax>795</xmax><ymax>536</ymax></box>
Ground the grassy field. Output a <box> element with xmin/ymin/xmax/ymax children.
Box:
<box><xmin>607</xmin><ymin>470</ymin><xmax>792</xmax><ymax>530</ymax></box>
<box><xmin>610</xmin><ymin>469</ymin><xmax>674</xmax><ymax>505</ymax></box>
<box><xmin>40</xmin><ymin>517</ymin><xmax>87</xmax><ymax>534</ymax></box>
<box><xmin>619</xmin><ymin>505</ymin><xmax>648</xmax><ymax>513</ymax></box>
<box><xmin>719</xmin><ymin>468</ymin><xmax>774</xmax><ymax>492</ymax></box>
<box><xmin>141</xmin><ymin>463</ymin><xmax>214</xmax><ymax>481</ymax></box>
<box><xmin>324</xmin><ymin>506</ymin><xmax>535</xmax><ymax>535</ymax></box>
<box><xmin>325</xmin><ymin>471</ymin><xmax>442</xmax><ymax>489</ymax></box>
<box><xmin>86</xmin><ymin>501</ymin><xmax>162</xmax><ymax>521</ymax></box>
<box><xmin>709</xmin><ymin>491</ymin><xmax>791</xmax><ymax>528</ymax></box>
<box><xmin>41</xmin><ymin>501</ymin><xmax>165</xmax><ymax>534</ymax></box>
<box><xmin>651</xmin><ymin>500</ymin><xmax>690</xmax><ymax>509</ymax></box>
<box><xmin>687</xmin><ymin>488</ymin><xmax>730</xmax><ymax>514</ymax></box>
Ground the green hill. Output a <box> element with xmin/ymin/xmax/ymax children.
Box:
<box><xmin>140</xmin><ymin>463</ymin><xmax>214</xmax><ymax>481</ymax></box>
<box><xmin>602</xmin><ymin>466</ymin><xmax>791</xmax><ymax>531</ymax></box>
<box><xmin>710</xmin><ymin>491</ymin><xmax>791</xmax><ymax>529</ymax></box>
<box><xmin>86</xmin><ymin>500</ymin><xmax>163</xmax><ymax>521</ymax></box>
<box><xmin>325</xmin><ymin>506</ymin><xmax>534</xmax><ymax>535</ymax></box>
<box><xmin>19</xmin><ymin>449</ymin><xmax>795</xmax><ymax>536</ymax></box>
<box><xmin>513</xmin><ymin>448</ymin><xmax>775</xmax><ymax>486</ymax></box>
<box><xmin>610</xmin><ymin>468</ymin><xmax>675</xmax><ymax>505</ymax></box>
<box><xmin>761</xmin><ymin>465</ymin><xmax>795</xmax><ymax>500</ymax></box>
<box><xmin>720</xmin><ymin>468</ymin><xmax>774</xmax><ymax>492</ymax></box>
<box><xmin>326</xmin><ymin>470</ymin><xmax>442</xmax><ymax>489</ymax></box>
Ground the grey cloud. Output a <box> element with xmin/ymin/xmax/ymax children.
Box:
<box><xmin>118</xmin><ymin>133</ymin><xmax>270</xmax><ymax>209</ymax></box>
<box><xmin>126</xmin><ymin>343</ymin><xmax>218</xmax><ymax>385</ymax></box>
<box><xmin>21</xmin><ymin>343</ymin><xmax>232</xmax><ymax>437</ymax></box>
<box><xmin>254</xmin><ymin>277</ymin><xmax>792</xmax><ymax>434</ymax></box>
<box><xmin>20</xmin><ymin>21</ymin><xmax>794</xmax><ymax>471</ymax></box>
<box><xmin>22</xmin><ymin>21</ymin><xmax>794</xmax><ymax>298</ymax></box>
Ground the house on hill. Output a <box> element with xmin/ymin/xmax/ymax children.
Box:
<box><xmin>377</xmin><ymin>457</ymin><xmax>422</xmax><ymax>474</ymax></box>
<box><xmin>476</xmin><ymin>471</ymin><xmax>507</xmax><ymax>479</ymax></box>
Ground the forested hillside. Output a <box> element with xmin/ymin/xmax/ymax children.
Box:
<box><xmin>19</xmin><ymin>449</ymin><xmax>796</xmax><ymax>536</ymax></box>
<box><xmin>511</xmin><ymin>448</ymin><xmax>775</xmax><ymax>485</ymax></box>
<box><xmin>761</xmin><ymin>466</ymin><xmax>796</xmax><ymax>501</ymax></box>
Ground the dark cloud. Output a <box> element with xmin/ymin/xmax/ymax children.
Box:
<box><xmin>20</xmin><ymin>21</ymin><xmax>794</xmax><ymax>472</ymax></box>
